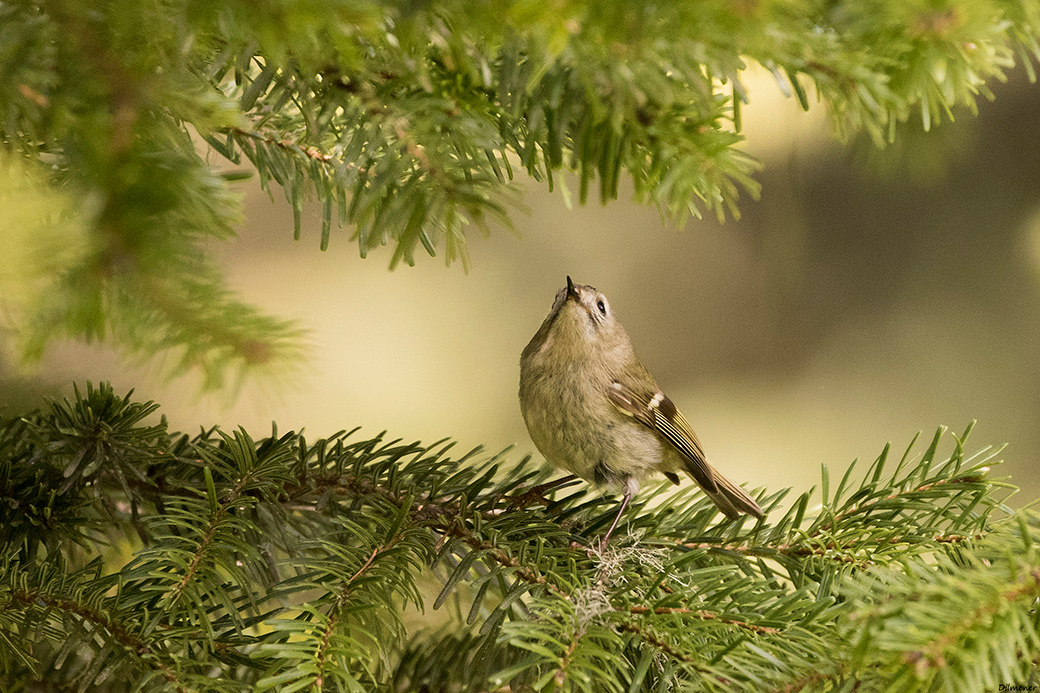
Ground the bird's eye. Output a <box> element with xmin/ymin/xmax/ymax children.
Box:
<box><xmin>596</xmin><ymin>299</ymin><xmax>607</xmax><ymax>315</ymax></box>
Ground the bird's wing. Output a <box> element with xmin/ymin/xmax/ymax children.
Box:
<box><xmin>607</xmin><ymin>381</ymin><xmax>718</xmax><ymax>494</ymax></box>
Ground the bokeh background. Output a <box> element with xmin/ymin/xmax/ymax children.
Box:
<box><xmin>3</xmin><ymin>65</ymin><xmax>1039</xmax><ymax>506</ymax></box>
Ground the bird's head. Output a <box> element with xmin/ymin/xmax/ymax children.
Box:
<box><xmin>523</xmin><ymin>277</ymin><xmax>633</xmax><ymax>364</ymax></box>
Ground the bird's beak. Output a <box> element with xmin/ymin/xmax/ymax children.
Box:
<box><xmin>565</xmin><ymin>276</ymin><xmax>580</xmax><ymax>302</ymax></box>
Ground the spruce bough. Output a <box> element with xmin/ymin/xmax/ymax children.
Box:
<box><xmin>0</xmin><ymin>383</ymin><xmax>1037</xmax><ymax>691</ymax></box>
<box><xmin>3</xmin><ymin>0</ymin><xmax>1040</xmax><ymax>384</ymax></box>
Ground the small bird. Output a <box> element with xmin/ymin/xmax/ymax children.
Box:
<box><xmin>519</xmin><ymin>277</ymin><xmax>763</xmax><ymax>546</ymax></box>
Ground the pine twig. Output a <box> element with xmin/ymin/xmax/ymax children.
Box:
<box><xmin>626</xmin><ymin>605</ymin><xmax>780</xmax><ymax>635</ymax></box>
<box><xmin>229</xmin><ymin>125</ymin><xmax>351</xmax><ymax>169</ymax></box>
<box><xmin>901</xmin><ymin>567</ymin><xmax>1040</xmax><ymax>675</ymax></box>
<box><xmin>811</xmin><ymin>472</ymin><xmax>992</xmax><ymax>536</ymax></box>
<box><xmin>314</xmin><ymin>535</ymin><xmax>404</xmax><ymax>688</ymax></box>
<box><xmin>615</xmin><ymin>621</ymin><xmax>714</xmax><ymax>674</ymax></box>
<box><xmin>167</xmin><ymin>471</ymin><xmax>253</xmax><ymax>605</ymax></box>
<box><xmin>7</xmin><ymin>588</ymin><xmax>186</xmax><ymax>692</ymax></box>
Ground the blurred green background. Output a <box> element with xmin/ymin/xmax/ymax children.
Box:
<box><xmin>3</xmin><ymin>65</ymin><xmax>1038</xmax><ymax>505</ymax></box>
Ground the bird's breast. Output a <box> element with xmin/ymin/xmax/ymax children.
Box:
<box><xmin>520</xmin><ymin>360</ymin><xmax>663</xmax><ymax>484</ymax></box>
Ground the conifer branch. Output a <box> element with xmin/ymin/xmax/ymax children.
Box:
<box><xmin>8</xmin><ymin>587</ymin><xmax>144</xmax><ymax>656</ymax></box>
<box><xmin>901</xmin><ymin>567</ymin><xmax>1040</xmax><ymax>674</ymax></box>
<box><xmin>313</xmin><ymin>537</ymin><xmax>403</xmax><ymax>688</ymax></box>
<box><xmin>230</xmin><ymin>126</ymin><xmax>342</xmax><ymax>167</ymax></box>
<box><xmin>167</xmin><ymin>469</ymin><xmax>253</xmax><ymax>606</ymax></box>
<box><xmin>1</xmin><ymin>386</ymin><xmax>1037</xmax><ymax>690</ymax></box>
<box><xmin>677</xmin><ymin>531</ymin><xmax>985</xmax><ymax>567</ymax></box>
<box><xmin>677</xmin><ymin>539</ymin><xmax>866</xmax><ymax>566</ymax></box>
<box><xmin>626</xmin><ymin>606</ymin><xmax>780</xmax><ymax>635</ymax></box>
<box><xmin>811</xmin><ymin>469</ymin><xmax>996</xmax><ymax>536</ymax></box>
<box><xmin>614</xmin><ymin>621</ymin><xmax>711</xmax><ymax>672</ymax></box>
<box><xmin>5</xmin><ymin>586</ymin><xmax>187</xmax><ymax>692</ymax></box>
<box><xmin>4</xmin><ymin>0</ymin><xmax>1040</xmax><ymax>377</ymax></box>
<box><xmin>447</xmin><ymin>524</ymin><xmax>571</xmax><ymax>600</ymax></box>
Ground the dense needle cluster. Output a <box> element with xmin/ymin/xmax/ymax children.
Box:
<box><xmin>0</xmin><ymin>383</ymin><xmax>1036</xmax><ymax>691</ymax></box>
<box><xmin>2</xmin><ymin>1</ymin><xmax>1040</xmax><ymax>382</ymax></box>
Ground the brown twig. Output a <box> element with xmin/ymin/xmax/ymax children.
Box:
<box><xmin>8</xmin><ymin>589</ymin><xmax>185</xmax><ymax>691</ymax></box>
<box><xmin>168</xmin><ymin>473</ymin><xmax>252</xmax><ymax>604</ymax></box>
<box><xmin>314</xmin><ymin>536</ymin><xmax>403</xmax><ymax>687</ymax></box>
<box><xmin>615</xmin><ymin>621</ymin><xmax>718</xmax><ymax>673</ymax></box>
<box><xmin>810</xmin><ymin>473</ymin><xmax>989</xmax><ymax>537</ymax></box>
<box><xmin>627</xmin><ymin>605</ymin><xmax>779</xmax><ymax>635</ymax></box>
<box><xmin>902</xmin><ymin>567</ymin><xmax>1040</xmax><ymax>674</ymax></box>
<box><xmin>678</xmin><ymin>530</ymin><xmax>984</xmax><ymax>567</ymax></box>
<box><xmin>229</xmin><ymin>125</ymin><xmax>346</xmax><ymax>168</ymax></box>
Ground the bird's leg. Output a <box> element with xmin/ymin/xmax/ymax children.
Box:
<box><xmin>600</xmin><ymin>479</ymin><xmax>636</xmax><ymax>550</ymax></box>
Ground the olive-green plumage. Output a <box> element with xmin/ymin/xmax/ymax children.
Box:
<box><xmin>519</xmin><ymin>278</ymin><xmax>762</xmax><ymax>543</ymax></box>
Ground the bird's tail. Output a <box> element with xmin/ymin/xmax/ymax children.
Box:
<box><xmin>698</xmin><ymin>468</ymin><xmax>763</xmax><ymax>521</ymax></box>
